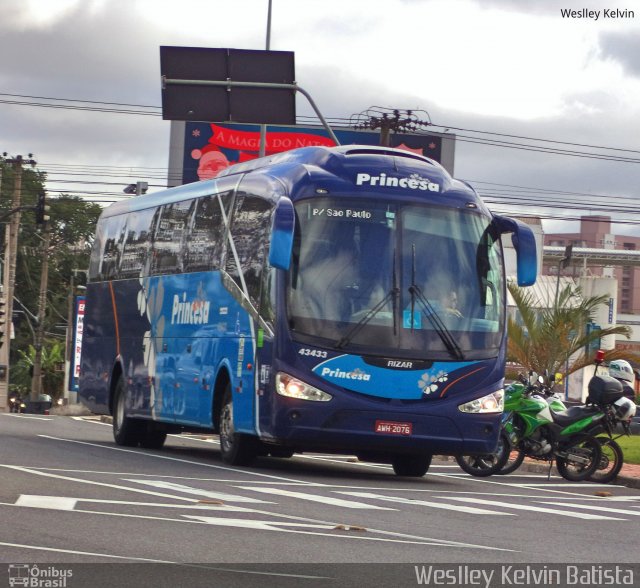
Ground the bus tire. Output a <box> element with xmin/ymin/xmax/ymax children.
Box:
<box><xmin>392</xmin><ymin>454</ymin><xmax>432</xmax><ymax>477</ymax></box>
<box><xmin>219</xmin><ymin>385</ymin><xmax>258</xmax><ymax>466</ymax></box>
<box><xmin>139</xmin><ymin>426</ymin><xmax>167</xmax><ymax>450</ymax></box>
<box><xmin>113</xmin><ymin>377</ymin><xmax>142</xmax><ymax>447</ymax></box>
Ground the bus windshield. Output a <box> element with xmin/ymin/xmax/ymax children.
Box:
<box><xmin>287</xmin><ymin>198</ymin><xmax>505</xmax><ymax>360</ymax></box>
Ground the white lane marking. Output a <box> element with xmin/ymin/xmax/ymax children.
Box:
<box><xmin>0</xmin><ymin>539</ymin><xmax>332</xmax><ymax>578</ymax></box>
<box><xmin>540</xmin><ymin>502</ymin><xmax>640</xmax><ymax>516</ymax></box>
<box><xmin>0</xmin><ymin>486</ymin><xmax>511</xmax><ymax>554</ymax></box>
<box><xmin>14</xmin><ymin>495</ymin><xmax>258</xmax><ymax>513</ymax></box>
<box><xmin>3</xmin><ymin>414</ymin><xmax>53</xmax><ymax>420</ymax></box>
<box><xmin>295</xmin><ymin>454</ymin><xmax>392</xmax><ymax>470</ymax></box>
<box><xmin>446</xmin><ymin>497</ymin><xmax>626</xmax><ymax>520</ymax></box>
<box><xmin>335</xmin><ymin>492</ymin><xmax>514</xmax><ymax>515</ymax></box>
<box><xmin>73</xmin><ymin>417</ymin><xmax>111</xmax><ymax>426</ymax></box>
<box><xmin>123</xmin><ymin>479</ymin><xmax>274</xmax><ymax>504</ymax></box>
<box><xmin>0</xmin><ymin>465</ymin><xmax>199</xmax><ymax>503</ymax></box>
<box><xmin>18</xmin><ymin>468</ymin><xmax>325</xmax><ymax>485</ymax></box>
<box><xmin>182</xmin><ymin>516</ymin><xmax>338</xmax><ymax>531</ymax></box>
<box><xmin>0</xmin><ymin>496</ymin><xmax>509</xmax><ymax>551</ymax></box>
<box><xmin>235</xmin><ymin>486</ymin><xmax>395</xmax><ymax>510</ymax></box>
<box><xmin>181</xmin><ymin>515</ymin><xmax>511</xmax><ymax>549</ymax></box>
<box><xmin>15</xmin><ymin>495</ymin><xmax>77</xmax><ymax>510</ymax></box>
<box><xmin>503</xmin><ymin>483</ymin><xmax>613</xmax><ymax>488</ymax></box>
<box><xmin>0</xmin><ymin>540</ymin><xmax>174</xmax><ymax>562</ymax></box>
<box><xmin>38</xmin><ymin>435</ymin><xmax>320</xmax><ymax>485</ymax></box>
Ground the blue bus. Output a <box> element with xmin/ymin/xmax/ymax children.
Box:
<box><xmin>79</xmin><ymin>145</ymin><xmax>536</xmax><ymax>476</ymax></box>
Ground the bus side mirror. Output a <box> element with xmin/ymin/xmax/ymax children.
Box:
<box><xmin>493</xmin><ymin>215</ymin><xmax>537</xmax><ymax>287</ymax></box>
<box><xmin>269</xmin><ymin>197</ymin><xmax>295</xmax><ymax>270</ymax></box>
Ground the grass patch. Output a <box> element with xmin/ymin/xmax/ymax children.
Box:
<box><xmin>613</xmin><ymin>435</ymin><xmax>640</xmax><ymax>465</ymax></box>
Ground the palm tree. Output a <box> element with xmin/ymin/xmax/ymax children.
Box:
<box><xmin>507</xmin><ymin>281</ymin><xmax>640</xmax><ymax>378</ymax></box>
<box><xmin>14</xmin><ymin>341</ymin><xmax>65</xmax><ymax>400</ymax></box>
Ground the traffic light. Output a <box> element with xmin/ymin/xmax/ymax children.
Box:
<box><xmin>35</xmin><ymin>191</ymin><xmax>50</xmax><ymax>225</ymax></box>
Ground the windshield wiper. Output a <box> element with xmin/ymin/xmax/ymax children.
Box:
<box><xmin>335</xmin><ymin>286</ymin><xmax>399</xmax><ymax>350</ymax></box>
<box><xmin>408</xmin><ymin>245</ymin><xmax>464</xmax><ymax>360</ymax></box>
<box><xmin>409</xmin><ymin>284</ymin><xmax>465</xmax><ymax>361</ymax></box>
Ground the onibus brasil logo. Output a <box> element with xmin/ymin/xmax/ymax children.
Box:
<box><xmin>8</xmin><ymin>564</ymin><xmax>72</xmax><ymax>588</ymax></box>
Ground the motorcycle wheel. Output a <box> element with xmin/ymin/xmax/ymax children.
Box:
<box><xmin>555</xmin><ymin>435</ymin><xmax>601</xmax><ymax>482</ymax></box>
<box><xmin>498</xmin><ymin>448</ymin><xmax>526</xmax><ymax>475</ymax></box>
<box><xmin>455</xmin><ymin>431</ymin><xmax>510</xmax><ymax>477</ymax></box>
<box><xmin>587</xmin><ymin>438</ymin><xmax>624</xmax><ymax>484</ymax></box>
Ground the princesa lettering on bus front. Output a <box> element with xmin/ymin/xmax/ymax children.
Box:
<box><xmin>355</xmin><ymin>172</ymin><xmax>440</xmax><ymax>192</ymax></box>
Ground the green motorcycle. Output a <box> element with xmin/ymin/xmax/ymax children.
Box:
<box><xmin>501</xmin><ymin>360</ymin><xmax>636</xmax><ymax>483</ymax></box>
<box><xmin>457</xmin><ymin>373</ymin><xmax>603</xmax><ymax>481</ymax></box>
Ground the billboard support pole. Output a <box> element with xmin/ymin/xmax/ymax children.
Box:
<box><xmin>162</xmin><ymin>77</ymin><xmax>340</xmax><ymax>146</ymax></box>
<box><xmin>259</xmin><ymin>0</ymin><xmax>273</xmax><ymax>158</ymax></box>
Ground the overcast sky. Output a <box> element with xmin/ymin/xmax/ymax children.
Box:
<box><xmin>2</xmin><ymin>0</ymin><xmax>640</xmax><ymax>235</ymax></box>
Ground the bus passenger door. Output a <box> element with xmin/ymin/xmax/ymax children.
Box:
<box><xmin>173</xmin><ymin>337</ymin><xmax>210</xmax><ymax>425</ymax></box>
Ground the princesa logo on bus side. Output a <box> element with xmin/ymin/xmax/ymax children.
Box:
<box><xmin>171</xmin><ymin>293</ymin><xmax>211</xmax><ymax>325</ymax></box>
<box><xmin>355</xmin><ymin>172</ymin><xmax>440</xmax><ymax>192</ymax></box>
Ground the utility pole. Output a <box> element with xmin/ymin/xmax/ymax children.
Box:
<box><xmin>31</xmin><ymin>224</ymin><xmax>50</xmax><ymax>401</ymax></box>
<box><xmin>350</xmin><ymin>107</ymin><xmax>431</xmax><ymax>146</ymax></box>
<box><xmin>0</xmin><ymin>154</ymin><xmax>37</xmax><ymax>410</ymax></box>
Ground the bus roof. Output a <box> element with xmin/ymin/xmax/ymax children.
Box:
<box><xmin>100</xmin><ymin>145</ymin><xmax>485</xmax><ymax>218</ymax></box>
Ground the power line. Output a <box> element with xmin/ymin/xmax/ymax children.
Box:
<box><xmin>3</xmin><ymin>92</ymin><xmax>640</xmax><ymax>164</ymax></box>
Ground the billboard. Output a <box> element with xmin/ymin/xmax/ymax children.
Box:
<box><xmin>160</xmin><ymin>47</ymin><xmax>296</xmax><ymax>125</ymax></box>
<box><xmin>170</xmin><ymin>122</ymin><xmax>455</xmax><ymax>186</ymax></box>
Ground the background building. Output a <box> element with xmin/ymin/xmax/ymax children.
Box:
<box><xmin>543</xmin><ymin>215</ymin><xmax>640</xmax><ymax>314</ymax></box>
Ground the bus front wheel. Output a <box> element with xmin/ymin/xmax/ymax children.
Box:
<box><xmin>219</xmin><ymin>385</ymin><xmax>258</xmax><ymax>466</ymax></box>
<box><xmin>391</xmin><ymin>454</ymin><xmax>432</xmax><ymax>477</ymax></box>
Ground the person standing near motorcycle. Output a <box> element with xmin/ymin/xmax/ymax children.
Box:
<box><xmin>608</xmin><ymin>360</ymin><xmax>637</xmax><ymax>403</ymax></box>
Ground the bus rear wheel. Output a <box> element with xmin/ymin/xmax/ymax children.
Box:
<box><xmin>113</xmin><ymin>377</ymin><xmax>142</xmax><ymax>447</ymax></box>
<box><xmin>391</xmin><ymin>454</ymin><xmax>432</xmax><ymax>477</ymax></box>
<box><xmin>219</xmin><ymin>385</ymin><xmax>258</xmax><ymax>466</ymax></box>
<box><xmin>139</xmin><ymin>426</ymin><xmax>167</xmax><ymax>450</ymax></box>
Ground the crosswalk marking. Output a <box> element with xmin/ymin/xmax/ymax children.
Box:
<box><xmin>123</xmin><ymin>479</ymin><xmax>274</xmax><ymax>503</ymax></box>
<box><xmin>334</xmin><ymin>492</ymin><xmax>514</xmax><ymax>515</ymax></box>
<box><xmin>446</xmin><ymin>497</ymin><xmax>626</xmax><ymax>520</ymax></box>
<box><xmin>540</xmin><ymin>502</ymin><xmax>640</xmax><ymax>516</ymax></box>
<box><xmin>15</xmin><ymin>495</ymin><xmax>77</xmax><ymax>510</ymax></box>
<box><xmin>235</xmin><ymin>486</ymin><xmax>395</xmax><ymax>510</ymax></box>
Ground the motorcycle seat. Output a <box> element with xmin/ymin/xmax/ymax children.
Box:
<box><xmin>550</xmin><ymin>405</ymin><xmax>600</xmax><ymax>426</ymax></box>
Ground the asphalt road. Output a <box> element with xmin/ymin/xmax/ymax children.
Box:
<box><xmin>1</xmin><ymin>413</ymin><xmax>639</xmax><ymax>587</ymax></box>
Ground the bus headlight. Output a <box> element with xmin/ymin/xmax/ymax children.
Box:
<box><xmin>458</xmin><ymin>389</ymin><xmax>504</xmax><ymax>414</ymax></box>
<box><xmin>276</xmin><ymin>373</ymin><xmax>332</xmax><ymax>402</ymax></box>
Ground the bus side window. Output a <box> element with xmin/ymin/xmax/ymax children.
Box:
<box><xmin>88</xmin><ymin>221</ymin><xmax>105</xmax><ymax>282</ymax></box>
<box><xmin>225</xmin><ymin>193</ymin><xmax>274</xmax><ymax>309</ymax></box>
<box><xmin>184</xmin><ymin>192</ymin><xmax>228</xmax><ymax>273</ymax></box>
<box><xmin>119</xmin><ymin>207</ymin><xmax>156</xmax><ymax>279</ymax></box>
<box><xmin>96</xmin><ymin>215</ymin><xmax>127</xmax><ymax>281</ymax></box>
<box><xmin>150</xmin><ymin>199</ymin><xmax>194</xmax><ymax>275</ymax></box>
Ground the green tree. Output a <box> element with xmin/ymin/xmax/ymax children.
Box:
<box><xmin>14</xmin><ymin>341</ymin><xmax>66</xmax><ymax>399</ymax></box>
<box><xmin>507</xmin><ymin>281</ymin><xmax>640</xmax><ymax>378</ymax></box>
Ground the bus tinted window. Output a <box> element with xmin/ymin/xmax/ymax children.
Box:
<box><xmin>184</xmin><ymin>192</ymin><xmax>230</xmax><ymax>273</ymax></box>
<box><xmin>225</xmin><ymin>193</ymin><xmax>273</xmax><ymax>309</ymax></box>
<box><xmin>151</xmin><ymin>199</ymin><xmax>194</xmax><ymax>275</ymax></box>
<box><xmin>120</xmin><ymin>207</ymin><xmax>157</xmax><ymax>278</ymax></box>
<box><xmin>96</xmin><ymin>215</ymin><xmax>127</xmax><ymax>281</ymax></box>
